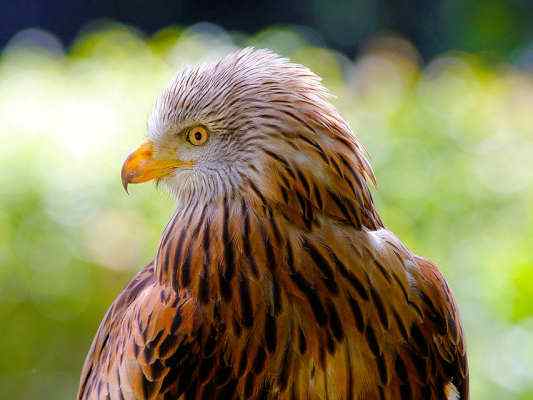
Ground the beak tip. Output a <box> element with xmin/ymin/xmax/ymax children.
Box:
<box><xmin>121</xmin><ymin>169</ymin><xmax>130</xmax><ymax>194</ymax></box>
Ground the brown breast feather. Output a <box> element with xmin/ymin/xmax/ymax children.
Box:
<box><xmin>78</xmin><ymin>197</ymin><xmax>468</xmax><ymax>399</ymax></box>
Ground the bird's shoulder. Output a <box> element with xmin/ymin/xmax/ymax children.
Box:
<box><xmin>359</xmin><ymin>228</ymin><xmax>469</xmax><ymax>399</ymax></box>
<box><xmin>78</xmin><ymin>262</ymin><xmax>155</xmax><ymax>397</ymax></box>
<box><xmin>77</xmin><ymin>262</ymin><xmax>206</xmax><ymax>400</ymax></box>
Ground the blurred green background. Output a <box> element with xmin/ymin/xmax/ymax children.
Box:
<box><xmin>1</xmin><ymin>13</ymin><xmax>533</xmax><ymax>400</ymax></box>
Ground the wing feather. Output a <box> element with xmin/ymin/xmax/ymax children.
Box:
<box><xmin>77</xmin><ymin>263</ymin><xmax>204</xmax><ymax>400</ymax></box>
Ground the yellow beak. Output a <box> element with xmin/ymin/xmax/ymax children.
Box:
<box><xmin>121</xmin><ymin>141</ymin><xmax>194</xmax><ymax>193</ymax></box>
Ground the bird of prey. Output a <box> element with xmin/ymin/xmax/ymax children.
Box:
<box><xmin>78</xmin><ymin>48</ymin><xmax>468</xmax><ymax>400</ymax></box>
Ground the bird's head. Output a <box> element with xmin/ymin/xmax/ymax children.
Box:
<box><xmin>122</xmin><ymin>48</ymin><xmax>380</xmax><ymax>227</ymax></box>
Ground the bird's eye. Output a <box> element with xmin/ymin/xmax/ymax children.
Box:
<box><xmin>187</xmin><ymin>126</ymin><xmax>209</xmax><ymax>146</ymax></box>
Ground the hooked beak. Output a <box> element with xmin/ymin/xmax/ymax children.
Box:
<box><xmin>121</xmin><ymin>141</ymin><xmax>194</xmax><ymax>193</ymax></box>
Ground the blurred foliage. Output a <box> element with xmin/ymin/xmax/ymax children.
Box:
<box><xmin>0</xmin><ymin>22</ymin><xmax>532</xmax><ymax>399</ymax></box>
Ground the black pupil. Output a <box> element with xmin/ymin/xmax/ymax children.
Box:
<box><xmin>194</xmin><ymin>131</ymin><xmax>203</xmax><ymax>141</ymax></box>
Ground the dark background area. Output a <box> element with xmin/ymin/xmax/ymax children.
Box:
<box><xmin>1</xmin><ymin>0</ymin><xmax>532</xmax><ymax>62</ymax></box>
